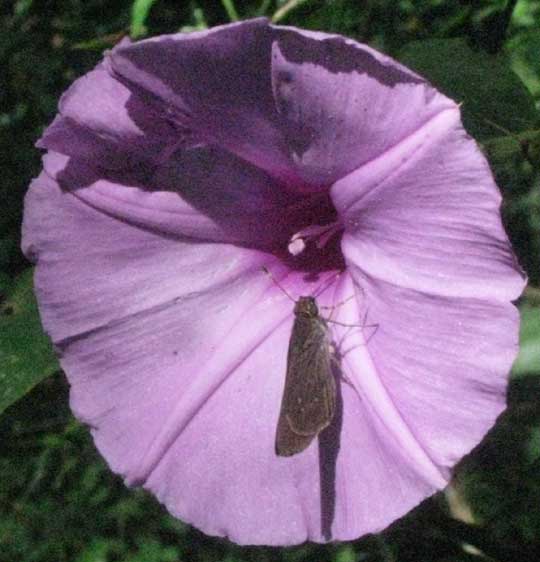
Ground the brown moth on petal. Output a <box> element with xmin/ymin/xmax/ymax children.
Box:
<box><xmin>275</xmin><ymin>295</ymin><xmax>336</xmax><ymax>456</ymax></box>
<box><xmin>262</xmin><ymin>267</ymin><xmax>340</xmax><ymax>457</ymax></box>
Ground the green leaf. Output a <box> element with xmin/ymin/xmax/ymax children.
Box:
<box><xmin>179</xmin><ymin>6</ymin><xmax>208</xmax><ymax>33</ymax></box>
<box><xmin>0</xmin><ymin>268</ymin><xmax>59</xmax><ymax>415</ymax></box>
<box><xmin>220</xmin><ymin>0</ymin><xmax>239</xmax><ymax>22</ymax></box>
<box><xmin>482</xmin><ymin>128</ymin><xmax>540</xmax><ymax>166</ymax></box>
<box><xmin>512</xmin><ymin>303</ymin><xmax>540</xmax><ymax>377</ymax></box>
<box><xmin>398</xmin><ymin>38</ymin><xmax>539</xmax><ymax>141</ymax></box>
<box><xmin>335</xmin><ymin>544</ymin><xmax>356</xmax><ymax>562</ymax></box>
<box><xmin>130</xmin><ymin>0</ymin><xmax>159</xmax><ymax>39</ymax></box>
<box><xmin>74</xmin><ymin>538</ymin><xmax>122</xmax><ymax>562</ymax></box>
<box><xmin>526</xmin><ymin>427</ymin><xmax>540</xmax><ymax>464</ymax></box>
<box><xmin>13</xmin><ymin>0</ymin><xmax>33</xmax><ymax>18</ymax></box>
<box><xmin>126</xmin><ymin>538</ymin><xmax>180</xmax><ymax>562</ymax></box>
<box><xmin>72</xmin><ymin>31</ymin><xmax>127</xmax><ymax>51</ymax></box>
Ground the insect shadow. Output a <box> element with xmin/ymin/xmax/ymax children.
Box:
<box><xmin>318</xmin><ymin>344</ymin><xmax>345</xmax><ymax>540</ymax></box>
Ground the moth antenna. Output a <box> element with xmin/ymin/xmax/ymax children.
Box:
<box><xmin>262</xmin><ymin>266</ymin><xmax>296</xmax><ymax>303</ymax></box>
<box><xmin>319</xmin><ymin>294</ymin><xmax>356</xmax><ymax>311</ymax></box>
<box><xmin>312</xmin><ymin>270</ymin><xmax>343</xmax><ymax>299</ymax></box>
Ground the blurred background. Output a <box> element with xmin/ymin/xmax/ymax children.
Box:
<box><xmin>1</xmin><ymin>1</ymin><xmax>539</xmax><ymax>560</ymax></box>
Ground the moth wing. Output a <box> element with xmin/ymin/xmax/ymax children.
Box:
<box><xmin>275</xmin><ymin>315</ymin><xmax>336</xmax><ymax>456</ymax></box>
<box><xmin>284</xmin><ymin>327</ymin><xmax>335</xmax><ymax>435</ymax></box>
<box><xmin>275</xmin><ymin>414</ymin><xmax>315</xmax><ymax>457</ymax></box>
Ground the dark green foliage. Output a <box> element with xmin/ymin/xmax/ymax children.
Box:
<box><xmin>1</xmin><ymin>0</ymin><xmax>539</xmax><ymax>560</ymax></box>
<box><xmin>398</xmin><ymin>37</ymin><xmax>539</xmax><ymax>140</ymax></box>
<box><xmin>513</xmin><ymin>303</ymin><xmax>540</xmax><ymax>376</ymax></box>
<box><xmin>0</xmin><ymin>269</ymin><xmax>59</xmax><ymax>415</ymax></box>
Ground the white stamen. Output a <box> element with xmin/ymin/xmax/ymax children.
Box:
<box><xmin>287</xmin><ymin>221</ymin><xmax>342</xmax><ymax>256</ymax></box>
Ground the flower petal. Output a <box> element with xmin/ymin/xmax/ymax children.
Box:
<box><xmin>109</xmin><ymin>21</ymin><xmax>456</xmax><ymax>190</ymax></box>
<box><xmin>343</xmin><ymin>267</ymin><xmax>520</xmax><ymax>474</ymax></box>
<box><xmin>38</xmin><ymin>66</ymin><xmax>180</xmax><ymax>170</ymax></box>
<box><xmin>22</xmin><ymin>173</ymin><xmax>438</xmax><ymax>545</ymax></box>
<box><xmin>335</xmin><ymin>109</ymin><xmax>525</xmax><ymax>300</ymax></box>
<box><xmin>144</xmin><ymin>309</ymin><xmax>441</xmax><ymax>545</ymax></box>
<box><xmin>22</xmin><ymin>165</ymin><xmax>276</xmax><ymax>343</ymax></box>
<box><xmin>37</xmin><ymin>147</ymin><xmax>292</xmax><ymax>249</ymax></box>
<box><xmin>270</xmin><ymin>26</ymin><xmax>455</xmax><ymax>186</ymax></box>
<box><xmin>108</xmin><ymin>19</ymin><xmax>299</xmax><ymax>185</ymax></box>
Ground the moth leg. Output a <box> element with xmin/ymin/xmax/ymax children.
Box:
<box><xmin>359</xmin><ymin>307</ymin><xmax>378</xmax><ymax>344</ymax></box>
<box><xmin>326</xmin><ymin>307</ymin><xmax>378</xmax><ymax>336</ymax></box>
<box><xmin>328</xmin><ymin>342</ymin><xmax>355</xmax><ymax>390</ymax></box>
<box><xmin>334</xmin><ymin>319</ymin><xmax>378</xmax><ymax>357</ymax></box>
<box><xmin>326</xmin><ymin>318</ymin><xmax>363</xmax><ymax>328</ymax></box>
<box><xmin>320</xmin><ymin>294</ymin><xmax>356</xmax><ymax>322</ymax></box>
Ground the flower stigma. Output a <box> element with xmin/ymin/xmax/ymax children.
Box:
<box><xmin>288</xmin><ymin>221</ymin><xmax>344</xmax><ymax>257</ymax></box>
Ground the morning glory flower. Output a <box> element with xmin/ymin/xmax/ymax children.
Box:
<box><xmin>22</xmin><ymin>19</ymin><xmax>525</xmax><ymax>545</ymax></box>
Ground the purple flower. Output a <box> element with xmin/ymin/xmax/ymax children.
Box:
<box><xmin>22</xmin><ymin>19</ymin><xmax>525</xmax><ymax>545</ymax></box>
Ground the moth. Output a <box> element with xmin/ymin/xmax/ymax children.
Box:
<box><xmin>275</xmin><ymin>294</ymin><xmax>336</xmax><ymax>456</ymax></box>
<box><xmin>263</xmin><ymin>267</ymin><xmax>343</xmax><ymax>457</ymax></box>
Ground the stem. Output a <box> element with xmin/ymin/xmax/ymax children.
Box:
<box><xmin>271</xmin><ymin>0</ymin><xmax>309</xmax><ymax>23</ymax></box>
<box><xmin>256</xmin><ymin>0</ymin><xmax>273</xmax><ymax>16</ymax></box>
<box><xmin>220</xmin><ymin>0</ymin><xmax>239</xmax><ymax>21</ymax></box>
<box><xmin>499</xmin><ymin>0</ymin><xmax>519</xmax><ymax>39</ymax></box>
<box><xmin>484</xmin><ymin>0</ymin><xmax>519</xmax><ymax>53</ymax></box>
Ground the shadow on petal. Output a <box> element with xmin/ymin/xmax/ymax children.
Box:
<box><xmin>275</xmin><ymin>29</ymin><xmax>424</xmax><ymax>87</ymax></box>
<box><xmin>319</xmin><ymin>360</ymin><xmax>344</xmax><ymax>540</ymax></box>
